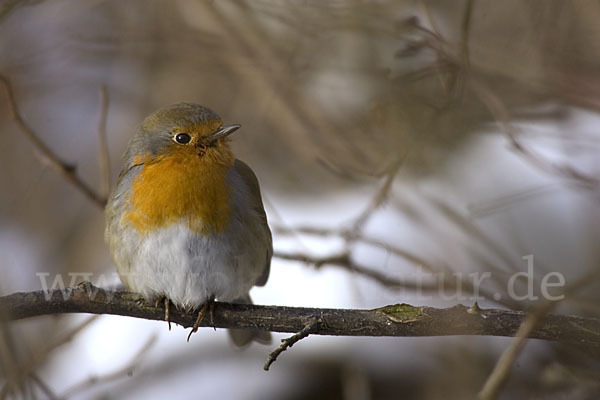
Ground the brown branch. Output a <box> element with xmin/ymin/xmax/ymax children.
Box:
<box><xmin>1</xmin><ymin>285</ymin><xmax>599</xmax><ymax>348</ymax></box>
<box><xmin>97</xmin><ymin>85</ymin><xmax>111</xmax><ymax>199</ymax></box>
<box><xmin>0</xmin><ymin>75</ymin><xmax>107</xmax><ymax>207</ymax></box>
<box><xmin>264</xmin><ymin>318</ymin><xmax>320</xmax><ymax>371</ymax></box>
<box><xmin>478</xmin><ymin>302</ymin><xmax>555</xmax><ymax>400</ymax></box>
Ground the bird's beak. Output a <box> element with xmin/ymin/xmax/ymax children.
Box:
<box><xmin>209</xmin><ymin>124</ymin><xmax>241</xmax><ymax>143</ymax></box>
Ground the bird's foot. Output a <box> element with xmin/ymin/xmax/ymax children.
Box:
<box><xmin>187</xmin><ymin>296</ymin><xmax>215</xmax><ymax>342</ymax></box>
<box><xmin>155</xmin><ymin>296</ymin><xmax>172</xmax><ymax>331</ymax></box>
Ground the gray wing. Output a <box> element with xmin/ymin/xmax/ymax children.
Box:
<box><xmin>232</xmin><ymin>159</ymin><xmax>272</xmax><ymax>286</ymax></box>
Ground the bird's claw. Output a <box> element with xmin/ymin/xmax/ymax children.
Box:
<box><xmin>187</xmin><ymin>296</ymin><xmax>216</xmax><ymax>341</ymax></box>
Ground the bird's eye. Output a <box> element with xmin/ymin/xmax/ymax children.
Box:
<box><xmin>173</xmin><ymin>133</ymin><xmax>191</xmax><ymax>144</ymax></box>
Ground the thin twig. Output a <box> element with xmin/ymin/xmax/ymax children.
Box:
<box><xmin>469</xmin><ymin>77</ymin><xmax>599</xmax><ymax>190</ymax></box>
<box><xmin>264</xmin><ymin>318</ymin><xmax>320</xmax><ymax>371</ymax></box>
<box><xmin>478</xmin><ymin>269</ymin><xmax>600</xmax><ymax>399</ymax></box>
<box><xmin>396</xmin><ymin>15</ymin><xmax>600</xmax><ymax>191</ymax></box>
<box><xmin>30</xmin><ymin>374</ymin><xmax>59</xmax><ymax>400</ymax></box>
<box><xmin>459</xmin><ymin>0</ymin><xmax>474</xmax><ymax>68</ymax></box>
<box><xmin>97</xmin><ymin>85</ymin><xmax>111</xmax><ymax>199</ymax></box>
<box><xmin>272</xmin><ymin>229</ymin><xmax>506</xmax><ymax>305</ymax></box>
<box><xmin>274</xmin><ymin>224</ymin><xmax>441</xmax><ymax>273</ymax></box>
<box><xmin>58</xmin><ymin>334</ymin><xmax>157</xmax><ymax>399</ymax></box>
<box><xmin>478</xmin><ymin>301</ymin><xmax>555</xmax><ymax>400</ymax></box>
<box><xmin>418</xmin><ymin>0</ymin><xmax>440</xmax><ymax>37</ymax></box>
<box><xmin>431</xmin><ymin>198</ymin><xmax>525</xmax><ymax>275</ymax></box>
<box><xmin>0</xmin><ymin>315</ymin><xmax>99</xmax><ymax>399</ymax></box>
<box><xmin>0</xmin><ymin>75</ymin><xmax>107</xmax><ymax>207</ymax></box>
<box><xmin>349</xmin><ymin>161</ymin><xmax>401</xmax><ymax>235</ymax></box>
<box><xmin>273</xmin><ymin>251</ymin><xmax>439</xmax><ymax>292</ymax></box>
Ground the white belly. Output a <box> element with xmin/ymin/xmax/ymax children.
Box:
<box><xmin>120</xmin><ymin>221</ymin><xmax>255</xmax><ymax>310</ymax></box>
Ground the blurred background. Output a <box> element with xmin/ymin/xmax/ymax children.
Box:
<box><xmin>1</xmin><ymin>0</ymin><xmax>600</xmax><ymax>399</ymax></box>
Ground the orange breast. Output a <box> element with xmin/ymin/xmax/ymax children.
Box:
<box><xmin>124</xmin><ymin>149</ymin><xmax>234</xmax><ymax>235</ymax></box>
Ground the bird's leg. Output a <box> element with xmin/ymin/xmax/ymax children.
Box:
<box><xmin>209</xmin><ymin>298</ymin><xmax>216</xmax><ymax>331</ymax></box>
<box><xmin>155</xmin><ymin>296</ymin><xmax>172</xmax><ymax>331</ymax></box>
<box><xmin>187</xmin><ymin>302</ymin><xmax>208</xmax><ymax>342</ymax></box>
<box><xmin>187</xmin><ymin>296</ymin><xmax>215</xmax><ymax>342</ymax></box>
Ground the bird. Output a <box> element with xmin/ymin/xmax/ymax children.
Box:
<box><xmin>105</xmin><ymin>102</ymin><xmax>272</xmax><ymax>346</ymax></box>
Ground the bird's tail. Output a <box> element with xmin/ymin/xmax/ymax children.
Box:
<box><xmin>228</xmin><ymin>294</ymin><xmax>272</xmax><ymax>347</ymax></box>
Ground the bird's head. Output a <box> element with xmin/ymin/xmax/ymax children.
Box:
<box><xmin>125</xmin><ymin>103</ymin><xmax>239</xmax><ymax>168</ymax></box>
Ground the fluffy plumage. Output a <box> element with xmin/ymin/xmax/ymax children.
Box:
<box><xmin>105</xmin><ymin>103</ymin><xmax>272</xmax><ymax>345</ymax></box>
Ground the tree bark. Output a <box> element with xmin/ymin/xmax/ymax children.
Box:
<box><xmin>1</xmin><ymin>283</ymin><xmax>599</xmax><ymax>347</ymax></box>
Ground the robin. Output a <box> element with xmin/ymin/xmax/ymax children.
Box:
<box><xmin>105</xmin><ymin>103</ymin><xmax>272</xmax><ymax>346</ymax></box>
